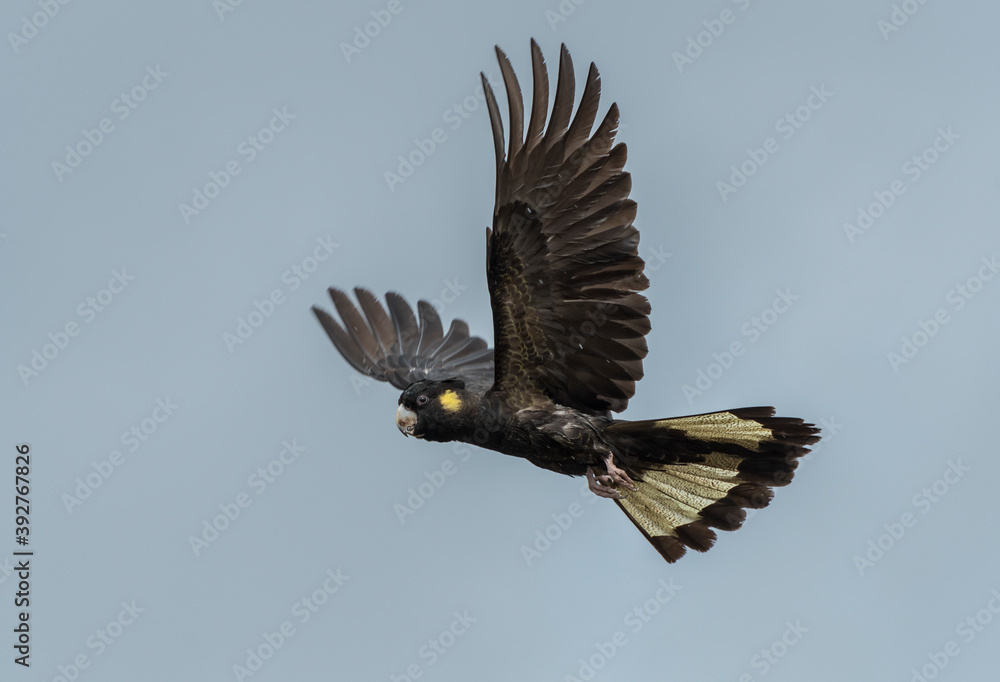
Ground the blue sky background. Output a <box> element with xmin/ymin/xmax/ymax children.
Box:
<box><xmin>3</xmin><ymin>1</ymin><xmax>999</xmax><ymax>680</ymax></box>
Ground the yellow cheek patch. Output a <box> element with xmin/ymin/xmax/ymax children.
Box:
<box><xmin>438</xmin><ymin>390</ymin><xmax>463</xmax><ymax>413</ymax></box>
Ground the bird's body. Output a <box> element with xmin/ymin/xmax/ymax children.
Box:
<box><xmin>314</xmin><ymin>40</ymin><xmax>819</xmax><ymax>563</ymax></box>
<box><xmin>397</xmin><ymin>380</ymin><xmax>609</xmax><ymax>475</ymax></box>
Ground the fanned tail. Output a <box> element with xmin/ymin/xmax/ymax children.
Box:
<box><xmin>604</xmin><ymin>407</ymin><xmax>820</xmax><ymax>563</ymax></box>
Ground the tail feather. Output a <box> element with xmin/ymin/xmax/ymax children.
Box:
<box><xmin>606</xmin><ymin>407</ymin><xmax>819</xmax><ymax>563</ymax></box>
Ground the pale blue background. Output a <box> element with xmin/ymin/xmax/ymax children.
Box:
<box><xmin>2</xmin><ymin>1</ymin><xmax>999</xmax><ymax>681</ymax></box>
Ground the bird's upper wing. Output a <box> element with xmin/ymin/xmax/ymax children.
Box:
<box><xmin>482</xmin><ymin>40</ymin><xmax>650</xmax><ymax>415</ymax></box>
<box><xmin>313</xmin><ymin>287</ymin><xmax>495</xmax><ymax>393</ymax></box>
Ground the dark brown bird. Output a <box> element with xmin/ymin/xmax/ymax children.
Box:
<box><xmin>313</xmin><ymin>39</ymin><xmax>819</xmax><ymax>563</ymax></box>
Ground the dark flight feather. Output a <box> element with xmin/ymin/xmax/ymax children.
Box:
<box><xmin>482</xmin><ymin>38</ymin><xmax>650</xmax><ymax>415</ymax></box>
<box><xmin>313</xmin><ymin>288</ymin><xmax>494</xmax><ymax>393</ymax></box>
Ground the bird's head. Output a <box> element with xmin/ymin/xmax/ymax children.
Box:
<box><xmin>396</xmin><ymin>378</ymin><xmax>472</xmax><ymax>442</ymax></box>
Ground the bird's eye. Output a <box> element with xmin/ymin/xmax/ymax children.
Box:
<box><xmin>416</xmin><ymin>394</ymin><xmax>429</xmax><ymax>406</ymax></box>
<box><xmin>524</xmin><ymin>204</ymin><xmax>537</xmax><ymax>219</ymax></box>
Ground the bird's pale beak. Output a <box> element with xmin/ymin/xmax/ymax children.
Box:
<box><xmin>395</xmin><ymin>404</ymin><xmax>417</xmax><ymax>437</ymax></box>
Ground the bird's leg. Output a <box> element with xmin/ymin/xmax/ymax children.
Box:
<box><xmin>586</xmin><ymin>452</ymin><xmax>637</xmax><ymax>499</ymax></box>
<box><xmin>602</xmin><ymin>451</ymin><xmax>637</xmax><ymax>491</ymax></box>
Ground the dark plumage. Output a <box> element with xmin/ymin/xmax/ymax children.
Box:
<box><xmin>313</xmin><ymin>40</ymin><xmax>819</xmax><ymax>563</ymax></box>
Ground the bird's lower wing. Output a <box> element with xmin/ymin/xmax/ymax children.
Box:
<box><xmin>313</xmin><ymin>287</ymin><xmax>494</xmax><ymax>392</ymax></box>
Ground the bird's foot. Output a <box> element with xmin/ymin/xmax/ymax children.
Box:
<box><xmin>586</xmin><ymin>454</ymin><xmax>637</xmax><ymax>499</ymax></box>
<box><xmin>586</xmin><ymin>467</ymin><xmax>622</xmax><ymax>498</ymax></box>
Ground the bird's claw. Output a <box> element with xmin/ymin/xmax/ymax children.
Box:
<box><xmin>604</xmin><ymin>457</ymin><xmax>636</xmax><ymax>492</ymax></box>
<box><xmin>587</xmin><ymin>467</ymin><xmax>622</xmax><ymax>499</ymax></box>
<box><xmin>586</xmin><ymin>455</ymin><xmax>637</xmax><ymax>499</ymax></box>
